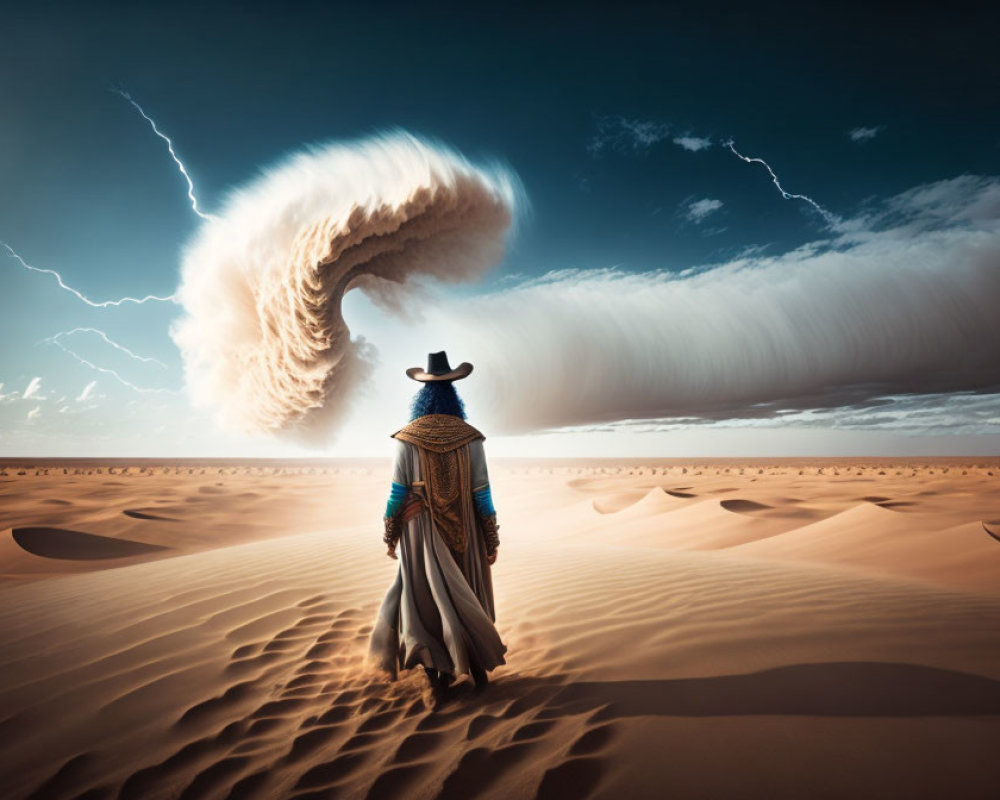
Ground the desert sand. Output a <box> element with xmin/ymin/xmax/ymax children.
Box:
<box><xmin>1</xmin><ymin>456</ymin><xmax>1000</xmax><ymax>799</ymax></box>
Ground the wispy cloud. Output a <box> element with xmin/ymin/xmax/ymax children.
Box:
<box><xmin>26</xmin><ymin>406</ymin><xmax>41</xmax><ymax>421</ymax></box>
<box><xmin>588</xmin><ymin>118</ymin><xmax>714</xmax><ymax>157</ymax></box>
<box><xmin>849</xmin><ymin>125</ymin><xmax>884</xmax><ymax>143</ymax></box>
<box><xmin>673</xmin><ymin>135</ymin><xmax>712</xmax><ymax>152</ymax></box>
<box><xmin>76</xmin><ymin>380</ymin><xmax>97</xmax><ymax>403</ymax></box>
<box><xmin>683</xmin><ymin>197</ymin><xmax>724</xmax><ymax>223</ymax></box>
<box><xmin>588</xmin><ymin>116</ymin><xmax>671</xmax><ymax>156</ymax></box>
<box><xmin>22</xmin><ymin>377</ymin><xmax>43</xmax><ymax>400</ymax></box>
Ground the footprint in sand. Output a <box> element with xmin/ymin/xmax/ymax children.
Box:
<box><xmin>315</xmin><ymin>704</ymin><xmax>357</xmax><ymax>726</ymax></box>
<box><xmin>251</xmin><ymin>698</ymin><xmax>311</xmax><ymax>719</ymax></box>
<box><xmin>245</xmin><ymin>717</ymin><xmax>286</xmax><ymax>738</ymax></box>
<box><xmin>225</xmin><ymin>651</ymin><xmax>284</xmax><ymax>674</ymax></box>
<box><xmin>296</xmin><ymin>594</ymin><xmax>330</xmax><ymax>609</ymax></box>
<box><xmin>118</xmin><ymin>737</ymin><xmax>218</xmax><ymax>800</ymax></box>
<box><xmin>176</xmin><ymin>681</ymin><xmax>258</xmax><ymax>727</ymax></box>
<box><xmin>511</xmin><ymin>719</ymin><xmax>557</xmax><ymax>742</ymax></box>
<box><xmin>466</xmin><ymin>713</ymin><xmax>503</xmax><ymax>740</ymax></box>
<box><xmin>286</xmin><ymin>674</ymin><xmax>325</xmax><ymax>691</ymax></box>
<box><xmin>297</xmin><ymin>614</ymin><xmax>336</xmax><ymax>625</ymax></box>
<box><xmin>357</xmin><ymin>708</ymin><xmax>403</xmax><ymax>733</ymax></box>
<box><xmin>293</xmin><ymin>751</ymin><xmax>368</xmax><ymax>791</ymax></box>
<box><xmin>391</xmin><ymin>730</ymin><xmax>444</xmax><ymax>763</ymax></box>
<box><xmin>178</xmin><ymin>755</ymin><xmax>251</xmax><ymax>800</ymax></box>
<box><xmin>284</xmin><ymin>725</ymin><xmax>341</xmax><ymax>762</ymax></box>
<box><xmin>264</xmin><ymin>638</ymin><xmax>303</xmax><ymax>653</ymax></box>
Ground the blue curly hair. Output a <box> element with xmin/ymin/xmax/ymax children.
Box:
<box><xmin>409</xmin><ymin>381</ymin><xmax>467</xmax><ymax>420</ymax></box>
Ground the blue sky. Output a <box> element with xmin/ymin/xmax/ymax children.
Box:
<box><xmin>2</xmin><ymin>1</ymin><xmax>999</xmax><ymax>457</ymax></box>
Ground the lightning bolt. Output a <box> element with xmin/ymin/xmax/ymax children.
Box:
<box><xmin>724</xmin><ymin>140</ymin><xmax>841</xmax><ymax>227</ymax></box>
<box><xmin>40</xmin><ymin>328</ymin><xmax>169</xmax><ymax>369</ymax></box>
<box><xmin>2</xmin><ymin>241</ymin><xmax>178</xmax><ymax>307</ymax></box>
<box><xmin>41</xmin><ymin>338</ymin><xmax>178</xmax><ymax>395</ymax></box>
<box><xmin>113</xmin><ymin>88</ymin><xmax>215</xmax><ymax>221</ymax></box>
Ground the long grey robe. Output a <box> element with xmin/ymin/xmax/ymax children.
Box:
<box><xmin>368</xmin><ymin>436</ymin><xmax>507</xmax><ymax>679</ymax></box>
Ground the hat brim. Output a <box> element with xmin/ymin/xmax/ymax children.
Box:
<box><xmin>406</xmin><ymin>362</ymin><xmax>474</xmax><ymax>382</ymax></box>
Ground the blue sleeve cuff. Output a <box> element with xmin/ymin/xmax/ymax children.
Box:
<box><xmin>473</xmin><ymin>484</ymin><xmax>496</xmax><ymax>516</ymax></box>
<box><xmin>385</xmin><ymin>481</ymin><xmax>407</xmax><ymax>517</ymax></box>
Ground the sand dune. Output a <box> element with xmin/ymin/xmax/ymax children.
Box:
<box><xmin>11</xmin><ymin>526</ymin><xmax>170</xmax><ymax>560</ymax></box>
<box><xmin>592</xmin><ymin>487</ymin><xmax>692</xmax><ymax>517</ymax></box>
<box><xmin>1</xmin><ymin>457</ymin><xmax>999</xmax><ymax>798</ymax></box>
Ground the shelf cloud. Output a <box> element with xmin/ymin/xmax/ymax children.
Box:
<box><xmin>443</xmin><ymin>176</ymin><xmax>1000</xmax><ymax>433</ymax></box>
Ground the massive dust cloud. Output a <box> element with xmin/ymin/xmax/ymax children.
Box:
<box><xmin>171</xmin><ymin>133</ymin><xmax>519</xmax><ymax>440</ymax></box>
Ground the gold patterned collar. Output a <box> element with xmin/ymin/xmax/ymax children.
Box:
<box><xmin>392</xmin><ymin>414</ymin><xmax>484</xmax><ymax>453</ymax></box>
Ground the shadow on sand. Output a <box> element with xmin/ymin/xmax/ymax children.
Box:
<box><xmin>411</xmin><ymin>661</ymin><xmax>1000</xmax><ymax>800</ymax></box>
<box><xmin>474</xmin><ymin>661</ymin><xmax>1000</xmax><ymax>720</ymax></box>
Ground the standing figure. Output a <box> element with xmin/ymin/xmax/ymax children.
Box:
<box><xmin>368</xmin><ymin>351</ymin><xmax>507</xmax><ymax>694</ymax></box>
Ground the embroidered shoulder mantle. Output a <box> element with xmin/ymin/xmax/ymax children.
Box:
<box><xmin>391</xmin><ymin>415</ymin><xmax>484</xmax><ymax>552</ymax></box>
<box><xmin>391</xmin><ymin>414</ymin><xmax>484</xmax><ymax>453</ymax></box>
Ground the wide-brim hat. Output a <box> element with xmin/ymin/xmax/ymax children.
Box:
<box><xmin>406</xmin><ymin>350</ymin><xmax>473</xmax><ymax>382</ymax></box>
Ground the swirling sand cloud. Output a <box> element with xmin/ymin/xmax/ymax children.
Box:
<box><xmin>171</xmin><ymin>133</ymin><xmax>519</xmax><ymax>440</ymax></box>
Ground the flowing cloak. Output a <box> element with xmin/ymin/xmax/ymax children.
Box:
<box><xmin>368</xmin><ymin>414</ymin><xmax>507</xmax><ymax>679</ymax></box>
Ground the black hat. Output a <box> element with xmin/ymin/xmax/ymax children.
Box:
<box><xmin>406</xmin><ymin>351</ymin><xmax>473</xmax><ymax>382</ymax></box>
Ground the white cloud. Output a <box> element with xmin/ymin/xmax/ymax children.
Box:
<box><xmin>588</xmin><ymin>120</ymin><xmax>711</xmax><ymax>155</ymax></box>
<box><xmin>673</xmin><ymin>135</ymin><xmax>712</xmax><ymax>152</ymax></box>
<box><xmin>76</xmin><ymin>380</ymin><xmax>97</xmax><ymax>403</ymax></box>
<box><xmin>849</xmin><ymin>125</ymin><xmax>884</xmax><ymax>143</ymax></box>
<box><xmin>588</xmin><ymin>392</ymin><xmax>1000</xmax><ymax>437</ymax></box>
<box><xmin>22</xmin><ymin>377</ymin><xmax>43</xmax><ymax>400</ymax></box>
<box><xmin>588</xmin><ymin>116</ymin><xmax>671</xmax><ymax>156</ymax></box>
<box><xmin>26</xmin><ymin>406</ymin><xmax>41</xmax><ymax>421</ymax></box>
<box><xmin>684</xmin><ymin>197</ymin><xmax>724</xmax><ymax>223</ymax></box>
